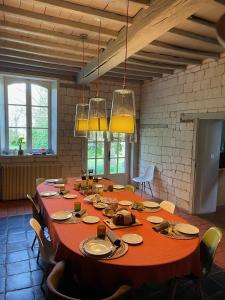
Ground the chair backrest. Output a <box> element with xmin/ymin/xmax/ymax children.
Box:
<box><xmin>160</xmin><ymin>200</ymin><xmax>175</xmax><ymax>214</ymax></box>
<box><xmin>29</xmin><ymin>218</ymin><xmax>54</xmax><ymax>264</ymax></box>
<box><xmin>125</xmin><ymin>185</ymin><xmax>135</xmax><ymax>192</ymax></box>
<box><xmin>27</xmin><ymin>194</ymin><xmax>42</xmax><ymax>223</ymax></box>
<box><xmin>200</xmin><ymin>226</ymin><xmax>222</xmax><ymax>276</ymax></box>
<box><xmin>143</xmin><ymin>164</ymin><xmax>155</xmax><ymax>181</ymax></box>
<box><xmin>36</xmin><ymin>178</ymin><xmax>46</xmax><ymax>186</ymax></box>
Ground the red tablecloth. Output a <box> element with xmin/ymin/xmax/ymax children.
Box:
<box><xmin>37</xmin><ymin>178</ymin><xmax>201</xmax><ymax>292</ymax></box>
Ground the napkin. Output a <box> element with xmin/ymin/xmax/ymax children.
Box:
<box><xmin>153</xmin><ymin>221</ymin><xmax>170</xmax><ymax>232</ymax></box>
<box><xmin>106</xmin><ymin>230</ymin><xmax>121</xmax><ymax>247</ymax></box>
<box><xmin>74</xmin><ymin>209</ymin><xmax>86</xmax><ymax>217</ymax></box>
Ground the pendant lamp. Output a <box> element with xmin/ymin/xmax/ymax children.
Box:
<box><xmin>109</xmin><ymin>0</ymin><xmax>137</xmax><ymax>143</ymax></box>
<box><xmin>88</xmin><ymin>20</ymin><xmax>108</xmax><ymax>136</ymax></box>
<box><xmin>74</xmin><ymin>34</ymin><xmax>89</xmax><ymax>138</ymax></box>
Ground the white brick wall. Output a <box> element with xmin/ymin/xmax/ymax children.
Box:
<box><xmin>140</xmin><ymin>54</ymin><xmax>225</xmax><ymax>212</ymax></box>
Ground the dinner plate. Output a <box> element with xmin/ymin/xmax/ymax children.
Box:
<box><xmin>98</xmin><ymin>177</ymin><xmax>103</xmax><ymax>180</ymax></box>
<box><xmin>75</xmin><ymin>178</ymin><xmax>82</xmax><ymax>182</ymax></box>
<box><xmin>113</xmin><ymin>185</ymin><xmax>125</xmax><ymax>190</ymax></box>
<box><xmin>63</xmin><ymin>194</ymin><xmax>78</xmax><ymax>199</ymax></box>
<box><xmin>146</xmin><ymin>216</ymin><xmax>163</xmax><ymax>224</ymax></box>
<box><xmin>95</xmin><ymin>184</ymin><xmax>103</xmax><ymax>188</ymax></box>
<box><xmin>82</xmin><ymin>216</ymin><xmax>100</xmax><ymax>224</ymax></box>
<box><xmin>122</xmin><ymin>234</ymin><xmax>143</xmax><ymax>245</ymax></box>
<box><xmin>118</xmin><ymin>200</ymin><xmax>133</xmax><ymax>206</ymax></box>
<box><xmin>51</xmin><ymin>211</ymin><xmax>72</xmax><ymax>221</ymax></box>
<box><xmin>83</xmin><ymin>239</ymin><xmax>113</xmax><ymax>256</ymax></box>
<box><xmin>54</xmin><ymin>183</ymin><xmax>65</xmax><ymax>188</ymax></box>
<box><xmin>45</xmin><ymin>178</ymin><xmax>62</xmax><ymax>183</ymax></box>
<box><xmin>142</xmin><ymin>201</ymin><xmax>160</xmax><ymax>208</ymax></box>
<box><xmin>93</xmin><ymin>202</ymin><xmax>107</xmax><ymax>209</ymax></box>
<box><xmin>40</xmin><ymin>191</ymin><xmax>58</xmax><ymax>197</ymax></box>
<box><xmin>175</xmin><ymin>223</ymin><xmax>199</xmax><ymax>235</ymax></box>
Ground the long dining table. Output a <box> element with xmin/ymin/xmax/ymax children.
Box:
<box><xmin>36</xmin><ymin>177</ymin><xmax>201</xmax><ymax>293</ymax></box>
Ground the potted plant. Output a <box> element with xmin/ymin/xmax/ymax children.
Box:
<box><xmin>12</xmin><ymin>136</ymin><xmax>26</xmax><ymax>155</ymax></box>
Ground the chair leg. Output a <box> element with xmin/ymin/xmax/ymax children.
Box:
<box><xmin>170</xmin><ymin>279</ymin><xmax>178</xmax><ymax>300</ymax></box>
<box><xmin>196</xmin><ymin>279</ymin><xmax>204</xmax><ymax>300</ymax></box>
<box><xmin>141</xmin><ymin>183</ymin><xmax>143</xmax><ymax>197</ymax></box>
<box><xmin>147</xmin><ymin>181</ymin><xmax>154</xmax><ymax>198</ymax></box>
<box><xmin>31</xmin><ymin>235</ymin><xmax>37</xmax><ymax>250</ymax></box>
<box><xmin>37</xmin><ymin>249</ymin><xmax>40</xmax><ymax>264</ymax></box>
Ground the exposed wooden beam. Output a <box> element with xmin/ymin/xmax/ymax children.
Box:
<box><xmin>134</xmin><ymin>51</ymin><xmax>201</xmax><ymax>65</ymax></box>
<box><xmin>0</xmin><ymin>49</ymin><xmax>83</xmax><ymax>68</ymax></box>
<box><xmin>0</xmin><ymin>4</ymin><xmax>117</xmax><ymax>38</ymax></box>
<box><xmin>0</xmin><ymin>56</ymin><xmax>80</xmax><ymax>73</ymax></box>
<box><xmin>34</xmin><ymin>0</ymin><xmax>132</xmax><ymax>25</ymax></box>
<box><xmin>187</xmin><ymin>15</ymin><xmax>215</xmax><ymax>29</ymax></box>
<box><xmin>130</xmin><ymin>0</ymin><xmax>150</xmax><ymax>6</ymax></box>
<box><xmin>150</xmin><ymin>40</ymin><xmax>220</xmax><ymax>58</ymax></box>
<box><xmin>0</xmin><ymin>32</ymin><xmax>97</xmax><ymax>56</ymax></box>
<box><xmin>117</xmin><ymin>63</ymin><xmax>174</xmax><ymax>74</ymax></box>
<box><xmin>100</xmin><ymin>75</ymin><xmax>143</xmax><ymax>84</ymax></box>
<box><xmin>0</xmin><ymin>41</ymin><xmax>91</xmax><ymax>63</ymax></box>
<box><xmin>215</xmin><ymin>0</ymin><xmax>225</xmax><ymax>6</ymax></box>
<box><xmin>126</xmin><ymin>58</ymin><xmax>186</xmax><ymax>70</ymax></box>
<box><xmin>169</xmin><ymin>28</ymin><xmax>219</xmax><ymax>46</ymax></box>
<box><xmin>106</xmin><ymin>72</ymin><xmax>148</xmax><ymax>81</ymax></box>
<box><xmin>110</xmin><ymin>69</ymin><xmax>162</xmax><ymax>78</ymax></box>
<box><xmin>0</xmin><ymin>21</ymin><xmax>107</xmax><ymax>48</ymax></box>
<box><xmin>77</xmin><ymin>0</ymin><xmax>213</xmax><ymax>84</ymax></box>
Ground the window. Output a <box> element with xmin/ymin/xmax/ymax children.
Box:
<box><xmin>87</xmin><ymin>132</ymin><xmax>105</xmax><ymax>175</ymax></box>
<box><xmin>109</xmin><ymin>133</ymin><xmax>126</xmax><ymax>174</ymax></box>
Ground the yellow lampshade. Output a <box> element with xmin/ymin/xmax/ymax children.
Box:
<box><xmin>88</xmin><ymin>97</ymin><xmax>108</xmax><ymax>133</ymax></box>
<box><xmin>88</xmin><ymin>117</ymin><xmax>108</xmax><ymax>131</ymax></box>
<box><xmin>76</xmin><ymin>118</ymin><xmax>89</xmax><ymax>131</ymax></box>
<box><xmin>109</xmin><ymin>115</ymin><xmax>134</xmax><ymax>133</ymax></box>
<box><xmin>74</xmin><ymin>103</ymin><xmax>89</xmax><ymax>138</ymax></box>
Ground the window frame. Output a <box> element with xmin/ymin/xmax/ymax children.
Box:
<box><xmin>4</xmin><ymin>78</ymin><xmax>51</xmax><ymax>154</ymax></box>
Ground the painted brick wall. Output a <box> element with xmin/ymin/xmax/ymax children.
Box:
<box><xmin>140</xmin><ymin>54</ymin><xmax>225</xmax><ymax>212</ymax></box>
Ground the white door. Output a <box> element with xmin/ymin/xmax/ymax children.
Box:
<box><xmin>194</xmin><ymin>119</ymin><xmax>222</xmax><ymax>214</ymax></box>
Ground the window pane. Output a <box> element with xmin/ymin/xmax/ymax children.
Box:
<box><xmin>31</xmin><ymin>84</ymin><xmax>48</xmax><ymax>106</ymax></box>
<box><xmin>8</xmin><ymin>105</ymin><xmax>26</xmax><ymax>127</ymax></box>
<box><xmin>88</xmin><ymin>143</ymin><xmax>95</xmax><ymax>158</ymax></box>
<box><xmin>110</xmin><ymin>158</ymin><xmax>117</xmax><ymax>174</ymax></box>
<box><xmin>118</xmin><ymin>142</ymin><xmax>125</xmax><ymax>157</ymax></box>
<box><xmin>96</xmin><ymin>132</ymin><xmax>104</xmax><ymax>141</ymax></box>
<box><xmin>96</xmin><ymin>159</ymin><xmax>104</xmax><ymax>175</ymax></box>
<box><xmin>9</xmin><ymin>128</ymin><xmax>26</xmax><ymax>150</ymax></box>
<box><xmin>8</xmin><ymin>83</ymin><xmax>26</xmax><ymax>105</ymax></box>
<box><xmin>119</xmin><ymin>133</ymin><xmax>125</xmax><ymax>141</ymax></box>
<box><xmin>96</xmin><ymin>142</ymin><xmax>104</xmax><ymax>158</ymax></box>
<box><xmin>88</xmin><ymin>159</ymin><xmax>95</xmax><ymax>174</ymax></box>
<box><xmin>32</xmin><ymin>129</ymin><xmax>48</xmax><ymax>149</ymax></box>
<box><xmin>32</xmin><ymin>107</ymin><xmax>48</xmax><ymax>128</ymax></box>
<box><xmin>110</xmin><ymin>143</ymin><xmax>118</xmax><ymax>158</ymax></box>
<box><xmin>118</xmin><ymin>158</ymin><xmax>125</xmax><ymax>173</ymax></box>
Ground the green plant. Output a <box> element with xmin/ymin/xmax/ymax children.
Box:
<box><xmin>12</xmin><ymin>136</ymin><xmax>26</xmax><ymax>149</ymax></box>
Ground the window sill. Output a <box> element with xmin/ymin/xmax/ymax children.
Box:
<box><xmin>0</xmin><ymin>154</ymin><xmax>57</xmax><ymax>158</ymax></box>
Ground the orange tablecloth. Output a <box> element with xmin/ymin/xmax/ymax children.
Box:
<box><xmin>37</xmin><ymin>178</ymin><xmax>201</xmax><ymax>292</ymax></box>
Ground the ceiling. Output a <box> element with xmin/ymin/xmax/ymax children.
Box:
<box><xmin>0</xmin><ymin>0</ymin><xmax>224</xmax><ymax>84</ymax></box>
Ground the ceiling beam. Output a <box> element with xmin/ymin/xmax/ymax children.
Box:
<box><xmin>0</xmin><ymin>21</ymin><xmax>107</xmax><ymax>48</ymax></box>
<box><xmin>109</xmin><ymin>69</ymin><xmax>162</xmax><ymax>78</ymax></box>
<box><xmin>0</xmin><ymin>49</ymin><xmax>83</xmax><ymax>68</ymax></box>
<box><xmin>77</xmin><ymin>0</ymin><xmax>213</xmax><ymax>84</ymax></box>
<box><xmin>133</xmin><ymin>51</ymin><xmax>201</xmax><ymax>65</ymax></box>
<box><xmin>169</xmin><ymin>28</ymin><xmax>219</xmax><ymax>46</ymax></box>
<box><xmin>117</xmin><ymin>63</ymin><xmax>174</xmax><ymax>74</ymax></box>
<box><xmin>34</xmin><ymin>0</ymin><xmax>132</xmax><ymax>25</ymax></box>
<box><xmin>0</xmin><ymin>32</ymin><xmax>97</xmax><ymax>56</ymax></box>
<box><xmin>150</xmin><ymin>40</ymin><xmax>220</xmax><ymax>58</ymax></box>
<box><xmin>100</xmin><ymin>75</ymin><xmax>143</xmax><ymax>84</ymax></box>
<box><xmin>106</xmin><ymin>72</ymin><xmax>149</xmax><ymax>81</ymax></box>
<box><xmin>126</xmin><ymin>58</ymin><xmax>186</xmax><ymax>70</ymax></box>
<box><xmin>187</xmin><ymin>15</ymin><xmax>215</xmax><ymax>29</ymax></box>
<box><xmin>0</xmin><ymin>4</ymin><xmax>117</xmax><ymax>38</ymax></box>
<box><xmin>215</xmin><ymin>0</ymin><xmax>225</xmax><ymax>5</ymax></box>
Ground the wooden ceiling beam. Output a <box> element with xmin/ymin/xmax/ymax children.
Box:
<box><xmin>0</xmin><ymin>21</ymin><xmax>107</xmax><ymax>48</ymax></box>
<box><xmin>0</xmin><ymin>4</ymin><xmax>117</xmax><ymax>38</ymax></box>
<box><xmin>0</xmin><ymin>32</ymin><xmax>97</xmax><ymax>56</ymax></box>
<box><xmin>106</xmin><ymin>72</ymin><xmax>148</xmax><ymax>81</ymax></box>
<box><xmin>134</xmin><ymin>51</ymin><xmax>201</xmax><ymax>65</ymax></box>
<box><xmin>0</xmin><ymin>49</ymin><xmax>83</xmax><ymax>68</ymax></box>
<box><xmin>117</xmin><ymin>63</ymin><xmax>174</xmax><ymax>74</ymax></box>
<box><xmin>34</xmin><ymin>0</ymin><xmax>132</xmax><ymax>25</ymax></box>
<box><xmin>150</xmin><ymin>40</ymin><xmax>220</xmax><ymax>58</ymax></box>
<box><xmin>215</xmin><ymin>0</ymin><xmax>225</xmax><ymax>6</ymax></box>
<box><xmin>187</xmin><ymin>15</ymin><xmax>215</xmax><ymax>29</ymax></box>
<box><xmin>77</xmin><ymin>0</ymin><xmax>213</xmax><ymax>84</ymax></box>
<box><xmin>100</xmin><ymin>75</ymin><xmax>143</xmax><ymax>84</ymax></box>
<box><xmin>126</xmin><ymin>58</ymin><xmax>186</xmax><ymax>70</ymax></box>
<box><xmin>110</xmin><ymin>69</ymin><xmax>162</xmax><ymax>78</ymax></box>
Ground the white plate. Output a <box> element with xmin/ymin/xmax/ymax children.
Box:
<box><xmin>82</xmin><ymin>216</ymin><xmax>100</xmax><ymax>224</ymax></box>
<box><xmin>147</xmin><ymin>216</ymin><xmax>163</xmax><ymax>224</ymax></box>
<box><xmin>142</xmin><ymin>201</ymin><xmax>160</xmax><ymax>208</ymax></box>
<box><xmin>51</xmin><ymin>211</ymin><xmax>72</xmax><ymax>221</ymax></box>
<box><xmin>98</xmin><ymin>177</ymin><xmax>103</xmax><ymax>180</ymax></box>
<box><xmin>122</xmin><ymin>234</ymin><xmax>143</xmax><ymax>245</ymax></box>
<box><xmin>113</xmin><ymin>185</ymin><xmax>125</xmax><ymax>190</ymax></box>
<box><xmin>74</xmin><ymin>178</ymin><xmax>82</xmax><ymax>182</ymax></box>
<box><xmin>63</xmin><ymin>194</ymin><xmax>78</xmax><ymax>199</ymax></box>
<box><xmin>54</xmin><ymin>183</ymin><xmax>65</xmax><ymax>188</ymax></box>
<box><xmin>118</xmin><ymin>200</ymin><xmax>133</xmax><ymax>206</ymax></box>
<box><xmin>95</xmin><ymin>184</ymin><xmax>103</xmax><ymax>188</ymax></box>
<box><xmin>175</xmin><ymin>223</ymin><xmax>199</xmax><ymax>235</ymax></box>
<box><xmin>93</xmin><ymin>202</ymin><xmax>107</xmax><ymax>209</ymax></box>
<box><xmin>83</xmin><ymin>239</ymin><xmax>113</xmax><ymax>256</ymax></box>
<box><xmin>45</xmin><ymin>178</ymin><xmax>62</xmax><ymax>183</ymax></box>
<box><xmin>40</xmin><ymin>191</ymin><xmax>58</xmax><ymax>197</ymax></box>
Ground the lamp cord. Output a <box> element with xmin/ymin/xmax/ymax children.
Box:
<box><xmin>123</xmin><ymin>0</ymin><xmax>129</xmax><ymax>89</ymax></box>
<box><xmin>82</xmin><ymin>37</ymin><xmax>85</xmax><ymax>103</ymax></box>
<box><xmin>96</xmin><ymin>20</ymin><xmax>101</xmax><ymax>97</ymax></box>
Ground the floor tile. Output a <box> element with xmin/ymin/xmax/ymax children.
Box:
<box><xmin>6</xmin><ymin>260</ymin><xmax>30</xmax><ymax>276</ymax></box>
<box><xmin>0</xmin><ymin>278</ymin><xmax>5</xmax><ymax>294</ymax></box>
<box><xmin>7</xmin><ymin>241</ymin><xmax>28</xmax><ymax>252</ymax></box>
<box><xmin>6</xmin><ymin>288</ymin><xmax>34</xmax><ymax>300</ymax></box>
<box><xmin>30</xmin><ymin>258</ymin><xmax>41</xmax><ymax>272</ymax></box>
<box><xmin>0</xmin><ymin>254</ymin><xmax>6</xmax><ymax>265</ymax></box>
<box><xmin>7</xmin><ymin>232</ymin><xmax>26</xmax><ymax>243</ymax></box>
<box><xmin>6</xmin><ymin>272</ymin><xmax>32</xmax><ymax>292</ymax></box>
<box><xmin>6</xmin><ymin>250</ymin><xmax>29</xmax><ymax>263</ymax></box>
<box><xmin>31</xmin><ymin>270</ymin><xmax>43</xmax><ymax>286</ymax></box>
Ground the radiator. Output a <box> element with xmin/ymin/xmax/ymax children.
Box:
<box><xmin>0</xmin><ymin>164</ymin><xmax>62</xmax><ymax>200</ymax></box>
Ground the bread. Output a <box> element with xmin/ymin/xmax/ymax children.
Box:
<box><xmin>112</xmin><ymin>209</ymin><xmax>136</xmax><ymax>226</ymax></box>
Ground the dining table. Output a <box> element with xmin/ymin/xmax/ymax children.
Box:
<box><xmin>36</xmin><ymin>177</ymin><xmax>201</xmax><ymax>293</ymax></box>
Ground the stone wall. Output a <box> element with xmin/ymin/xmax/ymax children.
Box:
<box><xmin>140</xmin><ymin>54</ymin><xmax>225</xmax><ymax>212</ymax></box>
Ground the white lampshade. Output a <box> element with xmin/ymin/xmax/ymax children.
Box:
<box><xmin>74</xmin><ymin>103</ymin><xmax>89</xmax><ymax>137</ymax></box>
<box><xmin>88</xmin><ymin>97</ymin><xmax>108</xmax><ymax>132</ymax></box>
<box><xmin>109</xmin><ymin>88</ymin><xmax>136</xmax><ymax>143</ymax></box>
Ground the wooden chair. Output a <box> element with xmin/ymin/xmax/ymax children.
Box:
<box><xmin>171</xmin><ymin>227</ymin><xmax>222</xmax><ymax>300</ymax></box>
<box><xmin>125</xmin><ymin>185</ymin><xmax>135</xmax><ymax>192</ymax></box>
<box><xmin>46</xmin><ymin>261</ymin><xmax>132</xmax><ymax>300</ymax></box>
<box><xmin>160</xmin><ymin>200</ymin><xmax>175</xmax><ymax>214</ymax></box>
